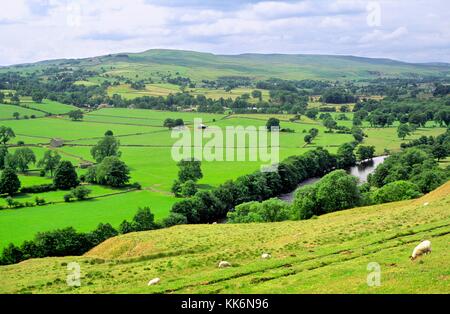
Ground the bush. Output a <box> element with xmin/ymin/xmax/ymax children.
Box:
<box><xmin>171</xmin><ymin>180</ymin><xmax>182</xmax><ymax>197</ymax></box>
<box><xmin>20</xmin><ymin>184</ymin><xmax>56</xmax><ymax>194</ymax></box>
<box><xmin>63</xmin><ymin>194</ymin><xmax>72</xmax><ymax>202</ymax></box>
<box><xmin>130</xmin><ymin>182</ymin><xmax>142</xmax><ymax>190</ymax></box>
<box><xmin>372</xmin><ymin>181</ymin><xmax>422</xmax><ymax>204</ymax></box>
<box><xmin>131</xmin><ymin>207</ymin><xmax>157</xmax><ymax>231</ymax></box>
<box><xmin>119</xmin><ymin>220</ymin><xmax>134</xmax><ymax>234</ymax></box>
<box><xmin>87</xmin><ymin>223</ymin><xmax>118</xmax><ymax>247</ymax></box>
<box><xmin>228</xmin><ymin>198</ymin><xmax>292</xmax><ymax>223</ymax></box>
<box><xmin>119</xmin><ymin>207</ymin><xmax>158</xmax><ymax>234</ymax></box>
<box><xmin>34</xmin><ymin>197</ymin><xmax>46</xmax><ymax>206</ymax></box>
<box><xmin>180</xmin><ymin>180</ymin><xmax>197</xmax><ymax>197</ymax></box>
<box><xmin>70</xmin><ymin>186</ymin><xmax>92</xmax><ymax>200</ymax></box>
<box><xmin>162</xmin><ymin>213</ymin><xmax>188</xmax><ymax>227</ymax></box>
<box><xmin>292</xmin><ymin>170</ymin><xmax>361</xmax><ymax>219</ymax></box>
<box><xmin>411</xmin><ymin>169</ymin><xmax>448</xmax><ymax>193</ymax></box>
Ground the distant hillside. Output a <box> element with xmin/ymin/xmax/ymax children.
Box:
<box><xmin>2</xmin><ymin>49</ymin><xmax>450</xmax><ymax>81</ymax></box>
<box><xmin>1</xmin><ymin>181</ymin><xmax>449</xmax><ymax>294</ymax></box>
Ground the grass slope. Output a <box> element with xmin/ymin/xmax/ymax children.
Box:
<box><xmin>0</xmin><ymin>181</ymin><xmax>449</xmax><ymax>294</ymax></box>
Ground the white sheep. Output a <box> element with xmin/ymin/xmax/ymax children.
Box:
<box><xmin>411</xmin><ymin>240</ymin><xmax>432</xmax><ymax>261</ymax></box>
<box><xmin>423</xmin><ymin>202</ymin><xmax>429</xmax><ymax>206</ymax></box>
<box><xmin>261</xmin><ymin>253</ymin><xmax>271</xmax><ymax>259</ymax></box>
<box><xmin>147</xmin><ymin>277</ymin><xmax>161</xmax><ymax>286</ymax></box>
<box><xmin>218</xmin><ymin>261</ymin><xmax>232</xmax><ymax>268</ymax></box>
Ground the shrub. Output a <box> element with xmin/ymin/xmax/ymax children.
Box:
<box><xmin>87</xmin><ymin>223</ymin><xmax>118</xmax><ymax>247</ymax></box>
<box><xmin>34</xmin><ymin>197</ymin><xmax>46</xmax><ymax>206</ymax></box>
<box><xmin>20</xmin><ymin>184</ymin><xmax>56</xmax><ymax>194</ymax></box>
<box><xmin>131</xmin><ymin>207</ymin><xmax>157</xmax><ymax>231</ymax></box>
<box><xmin>171</xmin><ymin>180</ymin><xmax>182</xmax><ymax>197</ymax></box>
<box><xmin>119</xmin><ymin>207</ymin><xmax>158</xmax><ymax>234</ymax></box>
<box><xmin>63</xmin><ymin>194</ymin><xmax>72</xmax><ymax>202</ymax></box>
<box><xmin>162</xmin><ymin>213</ymin><xmax>188</xmax><ymax>227</ymax></box>
<box><xmin>372</xmin><ymin>181</ymin><xmax>423</xmax><ymax>204</ymax></box>
<box><xmin>180</xmin><ymin>180</ymin><xmax>197</xmax><ymax>197</ymax></box>
<box><xmin>130</xmin><ymin>182</ymin><xmax>142</xmax><ymax>190</ymax></box>
<box><xmin>119</xmin><ymin>220</ymin><xmax>134</xmax><ymax>234</ymax></box>
<box><xmin>228</xmin><ymin>198</ymin><xmax>292</xmax><ymax>223</ymax></box>
<box><xmin>70</xmin><ymin>186</ymin><xmax>92</xmax><ymax>200</ymax></box>
<box><xmin>292</xmin><ymin>170</ymin><xmax>361</xmax><ymax>219</ymax></box>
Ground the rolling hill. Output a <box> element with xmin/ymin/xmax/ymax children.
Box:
<box><xmin>1</xmin><ymin>181</ymin><xmax>448</xmax><ymax>294</ymax></box>
<box><xmin>2</xmin><ymin>49</ymin><xmax>450</xmax><ymax>81</ymax></box>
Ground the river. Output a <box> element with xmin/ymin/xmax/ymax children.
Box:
<box><xmin>278</xmin><ymin>155</ymin><xmax>388</xmax><ymax>203</ymax></box>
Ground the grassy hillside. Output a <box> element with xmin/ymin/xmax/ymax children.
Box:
<box><xmin>2</xmin><ymin>49</ymin><xmax>449</xmax><ymax>81</ymax></box>
<box><xmin>1</xmin><ymin>181</ymin><xmax>448</xmax><ymax>294</ymax></box>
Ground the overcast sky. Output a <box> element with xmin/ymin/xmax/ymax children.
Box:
<box><xmin>0</xmin><ymin>0</ymin><xmax>449</xmax><ymax>66</ymax></box>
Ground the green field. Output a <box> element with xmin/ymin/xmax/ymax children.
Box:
<box><xmin>108</xmin><ymin>83</ymin><xmax>270</xmax><ymax>101</ymax></box>
<box><xmin>0</xmin><ymin>181</ymin><xmax>448</xmax><ymax>294</ymax></box>
<box><xmin>0</xmin><ymin>104</ymin><xmax>44</xmax><ymax>120</ymax></box>
<box><xmin>0</xmin><ymin>104</ymin><xmax>446</xmax><ymax>250</ymax></box>
<box><xmin>20</xmin><ymin>98</ymin><xmax>77</xmax><ymax>115</ymax></box>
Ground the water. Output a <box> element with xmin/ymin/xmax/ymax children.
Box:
<box><xmin>278</xmin><ymin>155</ymin><xmax>388</xmax><ymax>203</ymax></box>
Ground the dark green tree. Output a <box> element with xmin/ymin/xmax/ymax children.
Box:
<box><xmin>177</xmin><ymin>158</ymin><xmax>203</xmax><ymax>183</ymax></box>
<box><xmin>266</xmin><ymin>117</ymin><xmax>280</xmax><ymax>131</ymax></box>
<box><xmin>356</xmin><ymin>145</ymin><xmax>376</xmax><ymax>161</ymax></box>
<box><xmin>397</xmin><ymin>123</ymin><xmax>411</xmax><ymax>140</ymax></box>
<box><xmin>0</xmin><ymin>168</ymin><xmax>21</xmax><ymax>195</ymax></box>
<box><xmin>68</xmin><ymin>109</ymin><xmax>83</xmax><ymax>121</ymax></box>
<box><xmin>37</xmin><ymin>150</ymin><xmax>61</xmax><ymax>176</ymax></box>
<box><xmin>95</xmin><ymin>156</ymin><xmax>130</xmax><ymax>187</ymax></box>
<box><xmin>0</xmin><ymin>126</ymin><xmax>15</xmax><ymax>145</ymax></box>
<box><xmin>53</xmin><ymin>161</ymin><xmax>79</xmax><ymax>190</ymax></box>
<box><xmin>304</xmin><ymin>134</ymin><xmax>313</xmax><ymax>144</ymax></box>
<box><xmin>336</xmin><ymin>143</ymin><xmax>356</xmax><ymax>168</ymax></box>
<box><xmin>323</xmin><ymin>117</ymin><xmax>337</xmax><ymax>131</ymax></box>
<box><xmin>90</xmin><ymin>134</ymin><xmax>121</xmax><ymax>162</ymax></box>
<box><xmin>11</xmin><ymin>147</ymin><xmax>36</xmax><ymax>172</ymax></box>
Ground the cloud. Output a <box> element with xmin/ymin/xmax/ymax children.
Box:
<box><xmin>0</xmin><ymin>0</ymin><xmax>449</xmax><ymax>65</ymax></box>
<box><xmin>0</xmin><ymin>0</ymin><xmax>31</xmax><ymax>23</ymax></box>
<box><xmin>359</xmin><ymin>27</ymin><xmax>409</xmax><ymax>44</ymax></box>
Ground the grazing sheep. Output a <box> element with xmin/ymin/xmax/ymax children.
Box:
<box><xmin>218</xmin><ymin>261</ymin><xmax>232</xmax><ymax>268</ymax></box>
<box><xmin>411</xmin><ymin>240</ymin><xmax>432</xmax><ymax>261</ymax></box>
<box><xmin>423</xmin><ymin>202</ymin><xmax>429</xmax><ymax>206</ymax></box>
<box><xmin>147</xmin><ymin>278</ymin><xmax>161</xmax><ymax>286</ymax></box>
<box><xmin>261</xmin><ymin>253</ymin><xmax>271</xmax><ymax>259</ymax></box>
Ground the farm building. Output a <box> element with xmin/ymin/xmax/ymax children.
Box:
<box><xmin>50</xmin><ymin>138</ymin><xmax>64</xmax><ymax>148</ymax></box>
<box><xmin>79</xmin><ymin>161</ymin><xmax>94</xmax><ymax>169</ymax></box>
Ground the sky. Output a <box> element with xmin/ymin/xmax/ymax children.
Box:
<box><xmin>0</xmin><ymin>0</ymin><xmax>449</xmax><ymax>66</ymax></box>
